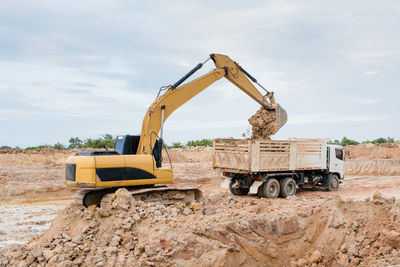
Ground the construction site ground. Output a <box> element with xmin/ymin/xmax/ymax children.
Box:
<box><xmin>1</xmin><ymin>143</ymin><xmax>400</xmax><ymax>266</ymax></box>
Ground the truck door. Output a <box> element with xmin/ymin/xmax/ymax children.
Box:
<box><xmin>329</xmin><ymin>146</ymin><xmax>344</xmax><ymax>178</ymax></box>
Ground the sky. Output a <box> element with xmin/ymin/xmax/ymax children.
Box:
<box><xmin>0</xmin><ymin>0</ymin><xmax>399</xmax><ymax>147</ymax></box>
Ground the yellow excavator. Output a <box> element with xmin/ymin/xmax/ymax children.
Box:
<box><xmin>65</xmin><ymin>54</ymin><xmax>287</xmax><ymax>207</ymax></box>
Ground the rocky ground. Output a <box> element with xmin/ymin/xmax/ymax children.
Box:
<box><xmin>0</xmin><ymin>144</ymin><xmax>400</xmax><ymax>266</ymax></box>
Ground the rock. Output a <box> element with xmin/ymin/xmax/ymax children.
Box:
<box><xmin>106</xmin><ymin>247</ymin><xmax>118</xmax><ymax>255</ymax></box>
<box><xmin>144</xmin><ymin>244</ymin><xmax>157</xmax><ymax>257</ymax></box>
<box><xmin>132</xmin><ymin>213</ymin><xmax>141</xmax><ymax>222</ymax></box>
<box><xmin>382</xmin><ymin>230</ymin><xmax>400</xmax><ymax>248</ymax></box>
<box><xmin>31</xmin><ymin>245</ymin><xmax>43</xmax><ymax>258</ymax></box>
<box><xmin>372</xmin><ymin>193</ymin><xmax>385</xmax><ymax>205</ymax></box>
<box><xmin>281</xmin><ymin>217</ymin><xmax>299</xmax><ymax>235</ymax></box>
<box><xmin>379</xmin><ymin>245</ymin><xmax>392</xmax><ymax>255</ymax></box>
<box><xmin>182</xmin><ymin>208</ymin><xmax>192</xmax><ymax>216</ymax></box>
<box><xmin>112</xmin><ymin>188</ymin><xmax>133</xmax><ymax>210</ymax></box>
<box><xmin>62</xmin><ymin>233</ymin><xmax>72</xmax><ymax>241</ymax></box>
<box><xmin>97</xmin><ymin>207</ymin><xmax>111</xmax><ymax>218</ymax></box>
<box><xmin>202</xmin><ymin>205</ymin><xmax>216</xmax><ymax>215</ymax></box>
<box><xmin>308</xmin><ymin>250</ymin><xmax>321</xmax><ymax>263</ymax></box>
<box><xmin>42</xmin><ymin>249</ymin><xmax>54</xmax><ymax>261</ymax></box>
<box><xmin>109</xmin><ymin>236</ymin><xmax>121</xmax><ymax>247</ymax></box>
<box><xmin>350</xmin><ymin>257</ymin><xmax>361</xmax><ymax>266</ymax></box>
<box><xmin>16</xmin><ymin>260</ymin><xmax>27</xmax><ymax>267</ymax></box>
<box><xmin>190</xmin><ymin>203</ymin><xmax>202</xmax><ymax>211</ymax></box>
<box><xmin>25</xmin><ymin>255</ymin><xmax>35</xmax><ymax>265</ymax></box>
<box><xmin>59</xmin><ymin>260</ymin><xmax>73</xmax><ymax>267</ymax></box>
<box><xmin>121</xmin><ymin>233</ymin><xmax>132</xmax><ymax>246</ymax></box>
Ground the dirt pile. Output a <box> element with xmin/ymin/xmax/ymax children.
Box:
<box><xmin>162</xmin><ymin>146</ymin><xmax>213</xmax><ymax>163</ymax></box>
<box><xmin>248</xmin><ymin>107</ymin><xmax>277</xmax><ymax>139</ymax></box>
<box><xmin>2</xmin><ymin>190</ymin><xmax>400</xmax><ymax>266</ymax></box>
<box><xmin>0</xmin><ymin>149</ymin><xmax>77</xmax><ymax>168</ymax></box>
<box><xmin>346</xmin><ymin>142</ymin><xmax>400</xmax><ymax>160</ymax></box>
<box><xmin>345</xmin><ymin>159</ymin><xmax>400</xmax><ymax>176</ymax></box>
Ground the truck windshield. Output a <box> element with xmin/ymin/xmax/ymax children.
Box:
<box><xmin>335</xmin><ymin>148</ymin><xmax>343</xmax><ymax>160</ymax></box>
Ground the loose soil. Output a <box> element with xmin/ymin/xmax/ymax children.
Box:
<box><xmin>0</xmin><ymin>145</ymin><xmax>400</xmax><ymax>266</ymax></box>
<box><xmin>248</xmin><ymin>107</ymin><xmax>277</xmax><ymax>139</ymax></box>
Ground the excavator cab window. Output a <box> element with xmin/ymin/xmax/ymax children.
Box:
<box><xmin>115</xmin><ymin>135</ymin><xmax>162</xmax><ymax>168</ymax></box>
<box><xmin>115</xmin><ymin>135</ymin><xmax>140</xmax><ymax>155</ymax></box>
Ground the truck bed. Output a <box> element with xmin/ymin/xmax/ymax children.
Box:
<box><xmin>212</xmin><ymin>138</ymin><xmax>328</xmax><ymax>173</ymax></box>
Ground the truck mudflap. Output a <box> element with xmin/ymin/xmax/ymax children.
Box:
<box><xmin>249</xmin><ymin>181</ymin><xmax>263</xmax><ymax>194</ymax></box>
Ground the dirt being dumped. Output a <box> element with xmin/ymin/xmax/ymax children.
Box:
<box><xmin>2</xmin><ymin>189</ymin><xmax>400</xmax><ymax>266</ymax></box>
<box><xmin>248</xmin><ymin>107</ymin><xmax>277</xmax><ymax>139</ymax></box>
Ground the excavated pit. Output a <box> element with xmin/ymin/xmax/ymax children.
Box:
<box><xmin>248</xmin><ymin>107</ymin><xmax>278</xmax><ymax>139</ymax></box>
<box><xmin>2</xmin><ymin>189</ymin><xmax>400</xmax><ymax>266</ymax></box>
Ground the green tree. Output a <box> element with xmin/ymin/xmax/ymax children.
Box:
<box><xmin>171</xmin><ymin>142</ymin><xmax>183</xmax><ymax>148</ymax></box>
<box><xmin>186</xmin><ymin>139</ymin><xmax>213</xmax><ymax>147</ymax></box>
<box><xmin>340</xmin><ymin>137</ymin><xmax>359</xmax><ymax>146</ymax></box>
<box><xmin>83</xmin><ymin>134</ymin><xmax>116</xmax><ymax>148</ymax></box>
<box><xmin>371</xmin><ymin>137</ymin><xmax>395</xmax><ymax>144</ymax></box>
<box><xmin>52</xmin><ymin>142</ymin><xmax>66</xmax><ymax>150</ymax></box>
<box><xmin>68</xmin><ymin>137</ymin><xmax>83</xmax><ymax>148</ymax></box>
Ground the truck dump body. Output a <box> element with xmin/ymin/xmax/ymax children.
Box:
<box><xmin>213</xmin><ymin>138</ymin><xmax>328</xmax><ymax>173</ymax></box>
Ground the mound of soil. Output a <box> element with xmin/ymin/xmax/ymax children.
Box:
<box><xmin>2</xmin><ymin>190</ymin><xmax>400</xmax><ymax>266</ymax></box>
<box><xmin>345</xmin><ymin>159</ymin><xmax>400</xmax><ymax>176</ymax></box>
<box><xmin>346</xmin><ymin>143</ymin><xmax>400</xmax><ymax>160</ymax></box>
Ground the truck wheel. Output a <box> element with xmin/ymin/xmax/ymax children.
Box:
<box><xmin>229</xmin><ymin>181</ymin><xmax>249</xmax><ymax>196</ymax></box>
<box><xmin>260</xmin><ymin>178</ymin><xmax>280</xmax><ymax>198</ymax></box>
<box><xmin>326</xmin><ymin>174</ymin><xmax>339</xmax><ymax>191</ymax></box>
<box><xmin>280</xmin><ymin>177</ymin><xmax>296</xmax><ymax>198</ymax></box>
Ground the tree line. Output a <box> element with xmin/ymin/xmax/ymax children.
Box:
<box><xmin>0</xmin><ymin>136</ymin><xmax>397</xmax><ymax>150</ymax></box>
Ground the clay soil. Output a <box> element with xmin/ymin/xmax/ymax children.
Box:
<box><xmin>248</xmin><ymin>107</ymin><xmax>277</xmax><ymax>139</ymax></box>
<box><xmin>1</xmin><ymin>145</ymin><xmax>400</xmax><ymax>266</ymax></box>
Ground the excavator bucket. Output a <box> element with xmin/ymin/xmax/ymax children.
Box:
<box><xmin>271</xmin><ymin>103</ymin><xmax>288</xmax><ymax>135</ymax></box>
<box><xmin>248</xmin><ymin>102</ymin><xmax>288</xmax><ymax>139</ymax></box>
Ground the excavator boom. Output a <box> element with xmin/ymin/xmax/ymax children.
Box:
<box><xmin>137</xmin><ymin>53</ymin><xmax>287</xmax><ymax>155</ymax></box>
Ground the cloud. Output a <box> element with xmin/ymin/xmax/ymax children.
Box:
<box><xmin>0</xmin><ymin>0</ymin><xmax>399</xmax><ymax>146</ymax></box>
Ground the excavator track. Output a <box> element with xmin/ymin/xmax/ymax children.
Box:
<box><xmin>75</xmin><ymin>185</ymin><xmax>203</xmax><ymax>208</ymax></box>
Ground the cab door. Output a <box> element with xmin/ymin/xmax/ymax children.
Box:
<box><xmin>329</xmin><ymin>145</ymin><xmax>344</xmax><ymax>178</ymax></box>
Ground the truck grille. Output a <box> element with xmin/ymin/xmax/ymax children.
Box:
<box><xmin>65</xmin><ymin>164</ymin><xmax>76</xmax><ymax>181</ymax></box>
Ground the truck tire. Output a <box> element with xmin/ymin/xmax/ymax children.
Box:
<box><xmin>280</xmin><ymin>177</ymin><xmax>296</xmax><ymax>198</ymax></box>
<box><xmin>229</xmin><ymin>180</ymin><xmax>249</xmax><ymax>196</ymax></box>
<box><xmin>326</xmin><ymin>174</ymin><xmax>339</xmax><ymax>191</ymax></box>
<box><xmin>259</xmin><ymin>178</ymin><xmax>280</xmax><ymax>198</ymax></box>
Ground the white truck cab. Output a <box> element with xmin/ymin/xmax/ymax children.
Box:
<box><xmin>327</xmin><ymin>145</ymin><xmax>344</xmax><ymax>179</ymax></box>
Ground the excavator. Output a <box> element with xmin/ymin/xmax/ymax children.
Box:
<box><xmin>65</xmin><ymin>54</ymin><xmax>287</xmax><ymax>207</ymax></box>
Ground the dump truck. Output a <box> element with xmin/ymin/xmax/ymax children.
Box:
<box><xmin>213</xmin><ymin>138</ymin><xmax>344</xmax><ymax>198</ymax></box>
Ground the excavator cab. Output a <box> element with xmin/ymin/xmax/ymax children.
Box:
<box><xmin>115</xmin><ymin>135</ymin><xmax>163</xmax><ymax>167</ymax></box>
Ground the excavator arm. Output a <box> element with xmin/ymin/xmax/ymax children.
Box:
<box><xmin>137</xmin><ymin>54</ymin><xmax>287</xmax><ymax>155</ymax></box>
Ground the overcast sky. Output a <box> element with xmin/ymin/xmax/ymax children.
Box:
<box><xmin>0</xmin><ymin>0</ymin><xmax>399</xmax><ymax>147</ymax></box>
